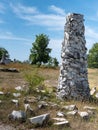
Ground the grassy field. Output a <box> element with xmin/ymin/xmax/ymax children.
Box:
<box><xmin>0</xmin><ymin>63</ymin><xmax>98</xmax><ymax>130</ymax></box>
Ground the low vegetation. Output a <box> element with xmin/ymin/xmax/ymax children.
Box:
<box><xmin>0</xmin><ymin>63</ymin><xmax>98</xmax><ymax>130</ymax></box>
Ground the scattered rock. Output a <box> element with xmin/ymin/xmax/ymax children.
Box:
<box><xmin>90</xmin><ymin>87</ymin><xmax>96</xmax><ymax>95</ymax></box>
<box><xmin>0</xmin><ymin>68</ymin><xmax>19</xmax><ymax>72</ymax></box>
<box><xmin>0</xmin><ymin>100</ymin><xmax>2</xmax><ymax>103</ymax></box>
<box><xmin>28</xmin><ymin>113</ymin><xmax>50</xmax><ymax>126</ymax></box>
<box><xmin>66</xmin><ymin>110</ymin><xmax>78</xmax><ymax>116</ymax></box>
<box><xmin>8</xmin><ymin>110</ymin><xmax>26</xmax><ymax>122</ymax></box>
<box><xmin>62</xmin><ymin>105</ymin><xmax>77</xmax><ymax>111</ymax></box>
<box><xmin>24</xmin><ymin>103</ymin><xmax>34</xmax><ymax>114</ymax></box>
<box><xmin>15</xmin><ymin>86</ymin><xmax>23</xmax><ymax>91</ymax></box>
<box><xmin>78</xmin><ymin>111</ymin><xmax>89</xmax><ymax>119</ymax></box>
<box><xmin>13</xmin><ymin>93</ymin><xmax>21</xmax><ymax>98</ymax></box>
<box><xmin>38</xmin><ymin>101</ymin><xmax>49</xmax><ymax>109</ymax></box>
<box><xmin>53</xmin><ymin>117</ymin><xmax>67</xmax><ymax>122</ymax></box>
<box><xmin>11</xmin><ymin>99</ymin><xmax>19</xmax><ymax>106</ymax></box>
<box><xmin>0</xmin><ymin>91</ymin><xmax>4</xmax><ymax>95</ymax></box>
<box><xmin>56</xmin><ymin>112</ymin><xmax>65</xmax><ymax>117</ymax></box>
<box><xmin>95</xmin><ymin>93</ymin><xmax>98</xmax><ymax>98</ymax></box>
<box><xmin>53</xmin><ymin>121</ymin><xmax>69</xmax><ymax>127</ymax></box>
<box><xmin>49</xmin><ymin>102</ymin><xmax>59</xmax><ymax>108</ymax></box>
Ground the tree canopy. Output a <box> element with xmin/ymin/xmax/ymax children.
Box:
<box><xmin>0</xmin><ymin>47</ymin><xmax>9</xmax><ymax>61</ymax></box>
<box><xmin>88</xmin><ymin>43</ymin><xmax>98</xmax><ymax>68</ymax></box>
<box><xmin>29</xmin><ymin>34</ymin><xmax>51</xmax><ymax>66</ymax></box>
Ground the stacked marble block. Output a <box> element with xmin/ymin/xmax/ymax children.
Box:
<box><xmin>57</xmin><ymin>13</ymin><xmax>90</xmax><ymax>100</ymax></box>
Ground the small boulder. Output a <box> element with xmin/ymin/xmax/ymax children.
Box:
<box><xmin>28</xmin><ymin>113</ymin><xmax>50</xmax><ymax>126</ymax></box>
<box><xmin>62</xmin><ymin>105</ymin><xmax>77</xmax><ymax>111</ymax></box>
<box><xmin>15</xmin><ymin>86</ymin><xmax>23</xmax><ymax>91</ymax></box>
<box><xmin>8</xmin><ymin>110</ymin><xmax>26</xmax><ymax>122</ymax></box>
<box><xmin>13</xmin><ymin>93</ymin><xmax>21</xmax><ymax>98</ymax></box>
<box><xmin>90</xmin><ymin>87</ymin><xmax>96</xmax><ymax>96</ymax></box>
<box><xmin>78</xmin><ymin>111</ymin><xmax>89</xmax><ymax>119</ymax></box>
<box><xmin>24</xmin><ymin>103</ymin><xmax>34</xmax><ymax>114</ymax></box>
<box><xmin>0</xmin><ymin>91</ymin><xmax>4</xmax><ymax>95</ymax></box>
<box><xmin>11</xmin><ymin>99</ymin><xmax>19</xmax><ymax>107</ymax></box>
<box><xmin>38</xmin><ymin>101</ymin><xmax>49</xmax><ymax>109</ymax></box>
<box><xmin>56</xmin><ymin>112</ymin><xmax>65</xmax><ymax>117</ymax></box>
<box><xmin>53</xmin><ymin>117</ymin><xmax>67</xmax><ymax>122</ymax></box>
<box><xmin>53</xmin><ymin>121</ymin><xmax>69</xmax><ymax>127</ymax></box>
<box><xmin>66</xmin><ymin>110</ymin><xmax>78</xmax><ymax>116</ymax></box>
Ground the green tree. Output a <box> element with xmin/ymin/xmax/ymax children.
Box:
<box><xmin>0</xmin><ymin>47</ymin><xmax>9</xmax><ymax>60</ymax></box>
<box><xmin>29</xmin><ymin>34</ymin><xmax>51</xmax><ymax>66</ymax></box>
<box><xmin>53</xmin><ymin>57</ymin><xmax>59</xmax><ymax>67</ymax></box>
<box><xmin>88</xmin><ymin>43</ymin><xmax>98</xmax><ymax>68</ymax></box>
<box><xmin>47</xmin><ymin>57</ymin><xmax>59</xmax><ymax>67</ymax></box>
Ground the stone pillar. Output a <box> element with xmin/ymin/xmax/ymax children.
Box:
<box><xmin>57</xmin><ymin>13</ymin><xmax>90</xmax><ymax>100</ymax></box>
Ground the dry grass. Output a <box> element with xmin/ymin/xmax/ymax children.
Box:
<box><xmin>0</xmin><ymin>63</ymin><xmax>98</xmax><ymax>130</ymax></box>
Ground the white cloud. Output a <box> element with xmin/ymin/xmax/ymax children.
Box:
<box><xmin>49</xmin><ymin>5</ymin><xmax>65</xmax><ymax>16</ymax></box>
<box><xmin>10</xmin><ymin>3</ymin><xmax>38</xmax><ymax>15</ymax></box>
<box><xmin>10</xmin><ymin>3</ymin><xmax>66</xmax><ymax>31</ymax></box>
<box><xmin>0</xmin><ymin>31</ymin><xmax>31</xmax><ymax>42</ymax></box>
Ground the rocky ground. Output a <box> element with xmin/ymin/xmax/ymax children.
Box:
<box><xmin>0</xmin><ymin>63</ymin><xmax>98</xmax><ymax>130</ymax></box>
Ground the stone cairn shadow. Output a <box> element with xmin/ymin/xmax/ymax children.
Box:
<box><xmin>57</xmin><ymin>13</ymin><xmax>90</xmax><ymax>100</ymax></box>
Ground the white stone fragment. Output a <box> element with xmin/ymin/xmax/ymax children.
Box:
<box><xmin>95</xmin><ymin>93</ymin><xmax>98</xmax><ymax>98</ymax></box>
<box><xmin>24</xmin><ymin>103</ymin><xmax>33</xmax><ymax>113</ymax></box>
<box><xmin>66</xmin><ymin>110</ymin><xmax>78</xmax><ymax>115</ymax></box>
<box><xmin>0</xmin><ymin>91</ymin><xmax>4</xmax><ymax>95</ymax></box>
<box><xmin>29</xmin><ymin>113</ymin><xmax>50</xmax><ymax>126</ymax></box>
<box><xmin>54</xmin><ymin>121</ymin><xmax>69</xmax><ymax>126</ymax></box>
<box><xmin>13</xmin><ymin>93</ymin><xmax>21</xmax><ymax>97</ymax></box>
<box><xmin>90</xmin><ymin>87</ymin><xmax>96</xmax><ymax>95</ymax></box>
<box><xmin>57</xmin><ymin>112</ymin><xmax>65</xmax><ymax>117</ymax></box>
<box><xmin>62</xmin><ymin>105</ymin><xmax>77</xmax><ymax>111</ymax></box>
<box><xmin>11</xmin><ymin>99</ymin><xmax>19</xmax><ymax>106</ymax></box>
<box><xmin>15</xmin><ymin>86</ymin><xmax>23</xmax><ymax>91</ymax></box>
<box><xmin>78</xmin><ymin>111</ymin><xmax>89</xmax><ymax>119</ymax></box>
<box><xmin>8</xmin><ymin>110</ymin><xmax>26</xmax><ymax>121</ymax></box>
<box><xmin>53</xmin><ymin>117</ymin><xmax>67</xmax><ymax>122</ymax></box>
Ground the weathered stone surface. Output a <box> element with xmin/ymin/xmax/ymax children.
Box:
<box><xmin>38</xmin><ymin>101</ymin><xmax>49</xmax><ymax>109</ymax></box>
<box><xmin>56</xmin><ymin>112</ymin><xmax>65</xmax><ymax>117</ymax></box>
<box><xmin>13</xmin><ymin>93</ymin><xmax>21</xmax><ymax>98</ymax></box>
<box><xmin>28</xmin><ymin>113</ymin><xmax>50</xmax><ymax>126</ymax></box>
<box><xmin>53</xmin><ymin>117</ymin><xmax>67</xmax><ymax>122</ymax></box>
<box><xmin>95</xmin><ymin>93</ymin><xmax>98</xmax><ymax>98</ymax></box>
<box><xmin>11</xmin><ymin>99</ymin><xmax>19</xmax><ymax>106</ymax></box>
<box><xmin>0</xmin><ymin>91</ymin><xmax>4</xmax><ymax>95</ymax></box>
<box><xmin>78</xmin><ymin>111</ymin><xmax>89</xmax><ymax>119</ymax></box>
<box><xmin>15</xmin><ymin>86</ymin><xmax>23</xmax><ymax>91</ymax></box>
<box><xmin>66</xmin><ymin>110</ymin><xmax>78</xmax><ymax>116</ymax></box>
<box><xmin>53</xmin><ymin>121</ymin><xmax>69</xmax><ymax>127</ymax></box>
<box><xmin>8</xmin><ymin>110</ymin><xmax>26</xmax><ymax>121</ymax></box>
<box><xmin>57</xmin><ymin>13</ymin><xmax>90</xmax><ymax>100</ymax></box>
<box><xmin>62</xmin><ymin>105</ymin><xmax>77</xmax><ymax>111</ymax></box>
<box><xmin>24</xmin><ymin>104</ymin><xmax>33</xmax><ymax>114</ymax></box>
<box><xmin>90</xmin><ymin>87</ymin><xmax>96</xmax><ymax>95</ymax></box>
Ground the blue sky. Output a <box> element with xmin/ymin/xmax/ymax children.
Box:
<box><xmin>0</xmin><ymin>0</ymin><xmax>98</xmax><ymax>62</ymax></box>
